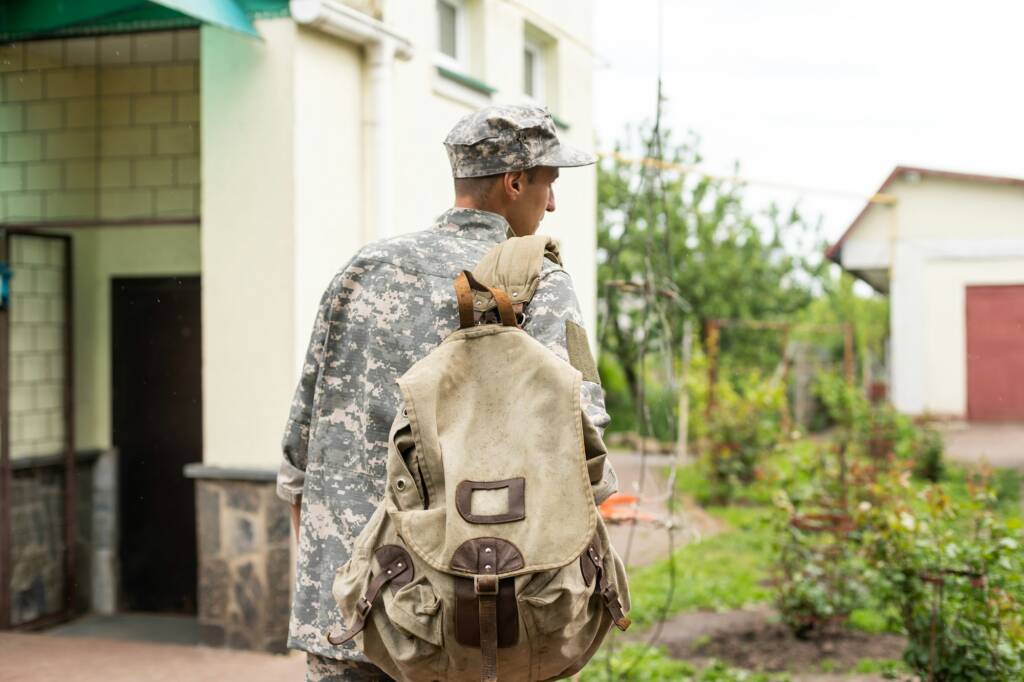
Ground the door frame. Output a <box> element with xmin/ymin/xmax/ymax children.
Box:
<box><xmin>0</xmin><ymin>228</ymin><xmax>75</xmax><ymax>630</ymax></box>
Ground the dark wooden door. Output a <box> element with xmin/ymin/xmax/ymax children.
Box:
<box><xmin>112</xmin><ymin>277</ymin><xmax>201</xmax><ymax>613</ymax></box>
<box><xmin>966</xmin><ymin>285</ymin><xmax>1024</xmax><ymax>421</ymax></box>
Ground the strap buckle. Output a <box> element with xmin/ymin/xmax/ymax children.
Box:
<box><xmin>356</xmin><ymin>596</ymin><xmax>372</xmax><ymax>618</ymax></box>
<box><xmin>474</xmin><ymin>574</ymin><xmax>499</xmax><ymax>596</ymax></box>
<box><xmin>600</xmin><ymin>584</ymin><xmax>618</xmax><ymax>602</ymax></box>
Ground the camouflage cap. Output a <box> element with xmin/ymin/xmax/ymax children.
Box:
<box><xmin>444</xmin><ymin>104</ymin><xmax>596</xmax><ymax>178</ymax></box>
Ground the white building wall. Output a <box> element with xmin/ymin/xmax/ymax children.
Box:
<box><xmin>201</xmin><ymin>20</ymin><xmax>299</xmax><ymax>470</ymax></box>
<box><xmin>896</xmin><ymin>176</ymin><xmax>1024</xmax><ymax>240</ymax></box>
<box><xmin>292</xmin><ymin>27</ymin><xmax>365</xmax><ymax>377</ymax></box>
<box><xmin>840</xmin><ymin>175</ymin><xmax>1024</xmax><ymax>418</ymax></box>
<box><xmin>202</xmin><ymin>18</ymin><xmax>365</xmax><ymax>470</ymax></box>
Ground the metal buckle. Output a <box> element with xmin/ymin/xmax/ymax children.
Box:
<box><xmin>356</xmin><ymin>597</ymin><xmax>372</xmax><ymax>618</ymax></box>
<box><xmin>474</xmin><ymin>575</ymin><xmax>499</xmax><ymax>596</ymax></box>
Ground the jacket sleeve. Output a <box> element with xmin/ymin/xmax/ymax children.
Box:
<box><xmin>522</xmin><ymin>266</ymin><xmax>618</xmax><ymax>504</ymax></box>
<box><xmin>276</xmin><ymin>273</ymin><xmax>342</xmax><ymax>504</ymax></box>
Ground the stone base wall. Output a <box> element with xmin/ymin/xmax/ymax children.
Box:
<box><xmin>192</xmin><ymin>475</ymin><xmax>291</xmax><ymax>653</ymax></box>
<box><xmin>8</xmin><ymin>451</ymin><xmax>98</xmax><ymax>625</ymax></box>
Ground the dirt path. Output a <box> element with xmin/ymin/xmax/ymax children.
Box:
<box><xmin>937</xmin><ymin>422</ymin><xmax>1024</xmax><ymax>470</ymax></box>
<box><xmin>0</xmin><ymin>633</ymin><xmax>306</xmax><ymax>682</ymax></box>
<box><xmin>621</xmin><ymin>606</ymin><xmax>907</xmax><ymax>680</ymax></box>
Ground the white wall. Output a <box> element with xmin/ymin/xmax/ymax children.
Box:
<box><xmin>201</xmin><ymin>20</ymin><xmax>298</xmax><ymax>469</ymax></box>
<box><xmin>292</xmin><ymin>27</ymin><xmax>365</xmax><ymax>375</ymax></box>
<box><xmin>201</xmin><ymin>19</ymin><xmax>363</xmax><ymax>469</ymax></box>
<box><xmin>897</xmin><ymin>176</ymin><xmax>1024</xmax><ymax>240</ymax></box>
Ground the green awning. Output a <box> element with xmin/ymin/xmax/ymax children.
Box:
<box><xmin>0</xmin><ymin>0</ymin><xmax>290</xmax><ymax>42</ymax></box>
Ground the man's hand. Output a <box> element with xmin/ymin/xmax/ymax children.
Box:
<box><xmin>291</xmin><ymin>497</ymin><xmax>302</xmax><ymax>541</ymax></box>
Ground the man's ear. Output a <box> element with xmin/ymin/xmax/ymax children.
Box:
<box><xmin>503</xmin><ymin>170</ymin><xmax>526</xmax><ymax>199</ymax></box>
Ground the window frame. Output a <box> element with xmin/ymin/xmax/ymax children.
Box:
<box><xmin>435</xmin><ymin>0</ymin><xmax>468</xmax><ymax>72</ymax></box>
<box><xmin>523</xmin><ymin>37</ymin><xmax>545</xmax><ymax>101</ymax></box>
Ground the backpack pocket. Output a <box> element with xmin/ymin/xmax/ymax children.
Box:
<box><xmin>387</xmin><ymin>412</ymin><xmax>430</xmax><ymax>511</ymax></box>
<box><xmin>380</xmin><ymin>575</ymin><xmax>443</xmax><ymax>645</ymax></box>
<box><xmin>518</xmin><ymin>558</ymin><xmax>596</xmax><ymax>635</ymax></box>
<box><xmin>367</xmin><ymin>572</ymin><xmax>446</xmax><ymax>669</ymax></box>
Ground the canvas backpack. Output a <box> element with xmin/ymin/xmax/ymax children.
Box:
<box><xmin>327</xmin><ymin>236</ymin><xmax>631</xmax><ymax>682</ymax></box>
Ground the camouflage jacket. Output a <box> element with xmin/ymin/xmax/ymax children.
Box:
<box><xmin>276</xmin><ymin>207</ymin><xmax>615</xmax><ymax>659</ymax></box>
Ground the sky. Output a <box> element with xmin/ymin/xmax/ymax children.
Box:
<box><xmin>592</xmin><ymin>0</ymin><xmax>1024</xmax><ymax>244</ymax></box>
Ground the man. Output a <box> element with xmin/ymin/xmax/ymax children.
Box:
<box><xmin>276</xmin><ymin>104</ymin><xmax>616</xmax><ymax>681</ymax></box>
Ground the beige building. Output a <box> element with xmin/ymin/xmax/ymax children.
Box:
<box><xmin>0</xmin><ymin>0</ymin><xmax>598</xmax><ymax>652</ymax></box>
<box><xmin>828</xmin><ymin>166</ymin><xmax>1024</xmax><ymax>422</ymax></box>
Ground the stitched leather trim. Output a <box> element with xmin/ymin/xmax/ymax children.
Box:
<box><xmin>450</xmin><ymin>537</ymin><xmax>525</xmax><ymax>575</ymax></box>
<box><xmin>455</xmin><ymin>478</ymin><xmax>525</xmax><ymax>524</ymax></box>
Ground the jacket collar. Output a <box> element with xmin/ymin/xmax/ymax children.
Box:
<box><xmin>434</xmin><ymin>208</ymin><xmax>514</xmax><ymax>244</ymax></box>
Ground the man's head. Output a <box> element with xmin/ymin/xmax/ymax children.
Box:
<box><xmin>444</xmin><ymin>104</ymin><xmax>594</xmax><ymax>236</ymax></box>
<box><xmin>452</xmin><ymin>166</ymin><xmax>558</xmax><ymax>236</ymax></box>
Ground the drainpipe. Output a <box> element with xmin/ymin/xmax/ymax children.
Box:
<box><xmin>290</xmin><ymin>0</ymin><xmax>414</xmax><ymax>240</ymax></box>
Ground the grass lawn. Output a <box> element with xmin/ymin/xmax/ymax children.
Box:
<box><xmin>627</xmin><ymin>504</ymin><xmax>773</xmax><ymax>629</ymax></box>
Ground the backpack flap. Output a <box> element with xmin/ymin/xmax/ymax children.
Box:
<box><xmin>470</xmin><ymin>235</ymin><xmax>561</xmax><ymax>316</ymax></box>
<box><xmin>389</xmin><ymin>324</ymin><xmax>597</xmax><ymax>579</ymax></box>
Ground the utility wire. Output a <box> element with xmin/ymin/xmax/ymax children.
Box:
<box><xmin>599</xmin><ymin>151</ymin><xmax>898</xmax><ymax>205</ymax></box>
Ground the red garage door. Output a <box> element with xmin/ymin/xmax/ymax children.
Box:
<box><xmin>966</xmin><ymin>285</ymin><xmax>1024</xmax><ymax>421</ymax></box>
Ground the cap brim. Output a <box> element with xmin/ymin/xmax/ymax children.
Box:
<box><xmin>534</xmin><ymin>142</ymin><xmax>596</xmax><ymax>169</ymax></box>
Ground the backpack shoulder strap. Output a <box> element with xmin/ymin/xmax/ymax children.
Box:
<box><xmin>469</xmin><ymin>235</ymin><xmax>561</xmax><ymax>313</ymax></box>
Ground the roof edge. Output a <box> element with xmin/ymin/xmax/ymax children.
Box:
<box><xmin>826</xmin><ymin>165</ymin><xmax>1024</xmax><ymax>263</ymax></box>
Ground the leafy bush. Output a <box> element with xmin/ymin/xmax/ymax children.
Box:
<box><xmin>862</xmin><ymin>477</ymin><xmax>1024</xmax><ymax>680</ymax></box>
<box><xmin>772</xmin><ymin>507</ymin><xmax>870</xmax><ymax>636</ymax></box>
<box><xmin>814</xmin><ymin>373</ymin><xmax>940</xmax><ymax>479</ymax></box>
<box><xmin>773</xmin><ymin>456</ymin><xmax>871</xmax><ymax>639</ymax></box>
<box><xmin>912</xmin><ymin>427</ymin><xmax>945</xmax><ymax>482</ymax></box>
<box><xmin>706</xmin><ymin>373</ymin><xmax>786</xmax><ymax>501</ymax></box>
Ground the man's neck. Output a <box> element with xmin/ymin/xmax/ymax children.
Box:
<box><xmin>453</xmin><ymin>196</ymin><xmax>501</xmax><ymax>213</ymax></box>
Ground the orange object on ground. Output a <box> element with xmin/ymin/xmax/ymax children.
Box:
<box><xmin>599</xmin><ymin>493</ymin><xmax>657</xmax><ymax>523</ymax></box>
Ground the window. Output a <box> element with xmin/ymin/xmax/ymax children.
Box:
<box><xmin>523</xmin><ymin>39</ymin><xmax>543</xmax><ymax>100</ymax></box>
<box><xmin>436</xmin><ymin>0</ymin><xmax>465</xmax><ymax>69</ymax></box>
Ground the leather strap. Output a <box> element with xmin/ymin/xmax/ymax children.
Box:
<box><xmin>475</xmin><ymin>575</ymin><xmax>499</xmax><ymax>682</ymax></box>
<box><xmin>586</xmin><ymin>544</ymin><xmax>631</xmax><ymax>631</ymax></box>
<box><xmin>326</xmin><ymin>555</ymin><xmax>410</xmax><ymax>646</ymax></box>
<box><xmin>454</xmin><ymin>270</ymin><xmax>516</xmax><ymax>330</ymax></box>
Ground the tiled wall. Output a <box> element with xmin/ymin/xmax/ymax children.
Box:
<box><xmin>8</xmin><ymin>234</ymin><xmax>66</xmax><ymax>459</ymax></box>
<box><xmin>0</xmin><ymin>30</ymin><xmax>200</xmax><ymax>224</ymax></box>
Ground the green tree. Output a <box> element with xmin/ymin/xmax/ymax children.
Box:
<box><xmin>597</xmin><ymin>126</ymin><xmax>824</xmax><ymax>423</ymax></box>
